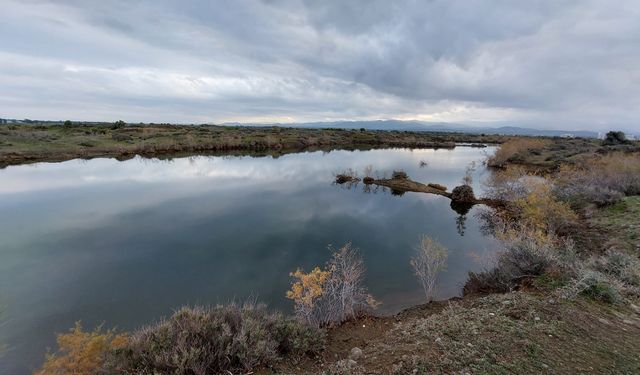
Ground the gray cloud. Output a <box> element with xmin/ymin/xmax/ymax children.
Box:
<box><xmin>1</xmin><ymin>0</ymin><xmax>639</xmax><ymax>131</ymax></box>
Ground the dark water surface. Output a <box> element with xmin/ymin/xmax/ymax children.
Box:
<box><xmin>0</xmin><ymin>147</ymin><xmax>497</xmax><ymax>373</ymax></box>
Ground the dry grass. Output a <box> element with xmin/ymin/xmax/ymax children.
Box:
<box><xmin>487</xmin><ymin>137</ymin><xmax>551</xmax><ymax>168</ymax></box>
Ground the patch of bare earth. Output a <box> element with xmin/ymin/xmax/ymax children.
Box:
<box><xmin>264</xmin><ymin>292</ymin><xmax>640</xmax><ymax>374</ymax></box>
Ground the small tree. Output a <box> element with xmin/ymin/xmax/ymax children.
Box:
<box><xmin>410</xmin><ymin>236</ymin><xmax>448</xmax><ymax>302</ymax></box>
<box><xmin>63</xmin><ymin>120</ymin><xmax>72</xmax><ymax>128</ymax></box>
<box><xmin>112</xmin><ymin>120</ymin><xmax>126</xmax><ymax>130</ymax></box>
<box><xmin>602</xmin><ymin>131</ymin><xmax>627</xmax><ymax>145</ymax></box>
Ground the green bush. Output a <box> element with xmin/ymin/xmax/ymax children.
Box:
<box><xmin>577</xmin><ymin>274</ymin><xmax>622</xmax><ymax>304</ymax></box>
<box><xmin>112</xmin><ymin>120</ymin><xmax>126</xmax><ymax>130</ymax></box>
<box><xmin>602</xmin><ymin>131</ymin><xmax>628</xmax><ymax>146</ymax></box>
<box><xmin>103</xmin><ymin>303</ymin><xmax>324</xmax><ymax>374</ymax></box>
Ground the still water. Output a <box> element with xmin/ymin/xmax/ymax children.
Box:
<box><xmin>0</xmin><ymin>147</ymin><xmax>497</xmax><ymax>373</ymax></box>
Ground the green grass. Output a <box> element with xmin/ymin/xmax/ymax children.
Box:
<box><xmin>591</xmin><ymin>196</ymin><xmax>640</xmax><ymax>252</ymax></box>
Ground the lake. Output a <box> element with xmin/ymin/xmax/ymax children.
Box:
<box><xmin>0</xmin><ymin>147</ymin><xmax>497</xmax><ymax>374</ymax></box>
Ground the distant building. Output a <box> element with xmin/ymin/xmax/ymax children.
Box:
<box><xmin>560</xmin><ymin>133</ymin><xmax>574</xmax><ymax>138</ymax></box>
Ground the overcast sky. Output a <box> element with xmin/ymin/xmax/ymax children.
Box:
<box><xmin>1</xmin><ymin>0</ymin><xmax>639</xmax><ymax>131</ymax></box>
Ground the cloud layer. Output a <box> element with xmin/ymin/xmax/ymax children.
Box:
<box><xmin>1</xmin><ymin>0</ymin><xmax>639</xmax><ymax>130</ymax></box>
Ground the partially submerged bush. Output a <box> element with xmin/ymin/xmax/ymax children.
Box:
<box><xmin>392</xmin><ymin>170</ymin><xmax>408</xmax><ymax>179</ymax></box>
<box><xmin>411</xmin><ymin>236</ymin><xmax>448</xmax><ymax>301</ymax></box>
<box><xmin>287</xmin><ymin>243</ymin><xmax>377</xmax><ymax>327</ymax></box>
<box><xmin>451</xmin><ymin>185</ymin><xmax>475</xmax><ymax>202</ymax></box>
<box><xmin>335</xmin><ymin>168</ymin><xmax>359</xmax><ymax>184</ymax></box>
<box><xmin>104</xmin><ymin>303</ymin><xmax>324</xmax><ymax>374</ymax></box>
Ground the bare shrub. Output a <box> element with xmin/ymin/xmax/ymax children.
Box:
<box><xmin>287</xmin><ymin>243</ymin><xmax>377</xmax><ymax>327</ymax></box>
<box><xmin>483</xmin><ymin>166</ymin><xmax>533</xmax><ymax>202</ymax></box>
<box><xmin>103</xmin><ymin>303</ymin><xmax>323</xmax><ymax>374</ymax></box>
<box><xmin>410</xmin><ymin>236</ymin><xmax>448</xmax><ymax>302</ymax></box>
<box><xmin>487</xmin><ymin>137</ymin><xmax>550</xmax><ymax>168</ymax></box>
<box><xmin>461</xmin><ymin>161</ymin><xmax>476</xmax><ymax>186</ymax></box>
<box><xmin>363</xmin><ymin>164</ymin><xmax>373</xmax><ymax>178</ymax></box>
<box><xmin>553</xmin><ymin>153</ymin><xmax>640</xmax><ymax>207</ymax></box>
<box><xmin>464</xmin><ymin>227</ymin><xmax>574</xmax><ymax>294</ymax></box>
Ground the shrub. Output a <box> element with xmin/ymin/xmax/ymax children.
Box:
<box><xmin>487</xmin><ymin>138</ymin><xmax>550</xmax><ymax>168</ymax></box>
<box><xmin>63</xmin><ymin>120</ymin><xmax>72</xmax><ymax>128</ymax></box>
<box><xmin>590</xmin><ymin>250</ymin><xmax>640</xmax><ymax>287</ymax></box>
<box><xmin>104</xmin><ymin>303</ymin><xmax>324</xmax><ymax>374</ymax></box>
<box><xmin>112</xmin><ymin>120</ymin><xmax>126</xmax><ymax>130</ymax></box>
<box><xmin>553</xmin><ymin>154</ymin><xmax>640</xmax><ymax>207</ymax></box>
<box><xmin>35</xmin><ymin>322</ymin><xmax>128</xmax><ymax>375</ymax></box>
<box><xmin>335</xmin><ymin>169</ymin><xmax>359</xmax><ymax>184</ymax></box>
<box><xmin>461</xmin><ymin>161</ymin><xmax>476</xmax><ymax>186</ymax></box>
<box><xmin>602</xmin><ymin>130</ymin><xmax>628</xmax><ymax>146</ymax></box>
<box><xmin>464</xmin><ymin>228</ymin><xmax>573</xmax><ymax>294</ymax></box>
<box><xmin>572</xmin><ymin>270</ymin><xmax>623</xmax><ymax>304</ymax></box>
<box><xmin>410</xmin><ymin>236</ymin><xmax>448</xmax><ymax>302</ymax></box>
<box><xmin>451</xmin><ymin>185</ymin><xmax>475</xmax><ymax>202</ymax></box>
<box><xmin>287</xmin><ymin>243</ymin><xmax>377</xmax><ymax>327</ymax></box>
<box><xmin>512</xmin><ymin>181</ymin><xmax>577</xmax><ymax>233</ymax></box>
<box><xmin>392</xmin><ymin>170</ymin><xmax>408</xmax><ymax>179</ymax></box>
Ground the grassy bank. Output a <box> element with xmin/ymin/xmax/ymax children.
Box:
<box><xmin>0</xmin><ymin>123</ymin><xmax>503</xmax><ymax>168</ymax></box>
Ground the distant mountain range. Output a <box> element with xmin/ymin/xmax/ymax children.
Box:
<box><xmin>224</xmin><ymin>120</ymin><xmax>601</xmax><ymax>138</ymax></box>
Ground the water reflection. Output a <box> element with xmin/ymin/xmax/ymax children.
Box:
<box><xmin>0</xmin><ymin>147</ymin><xmax>497</xmax><ymax>374</ymax></box>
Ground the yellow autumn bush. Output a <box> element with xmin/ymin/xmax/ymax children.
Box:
<box><xmin>35</xmin><ymin>322</ymin><xmax>127</xmax><ymax>375</ymax></box>
<box><xmin>287</xmin><ymin>243</ymin><xmax>377</xmax><ymax>327</ymax></box>
<box><xmin>513</xmin><ymin>181</ymin><xmax>577</xmax><ymax>233</ymax></box>
<box><xmin>287</xmin><ymin>267</ymin><xmax>330</xmax><ymax>311</ymax></box>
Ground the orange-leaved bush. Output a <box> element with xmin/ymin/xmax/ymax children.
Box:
<box><xmin>35</xmin><ymin>322</ymin><xmax>127</xmax><ymax>375</ymax></box>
